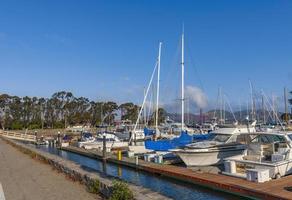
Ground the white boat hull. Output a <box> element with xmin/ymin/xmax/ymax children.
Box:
<box><xmin>174</xmin><ymin>148</ymin><xmax>245</xmax><ymax>166</ymax></box>
<box><xmin>81</xmin><ymin>141</ymin><xmax>128</xmax><ymax>150</ymax></box>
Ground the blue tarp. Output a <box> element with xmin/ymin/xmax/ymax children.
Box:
<box><xmin>144</xmin><ymin>127</ymin><xmax>156</xmax><ymax>136</ymax></box>
<box><xmin>63</xmin><ymin>135</ymin><xmax>72</xmax><ymax>141</ymax></box>
<box><xmin>145</xmin><ymin>130</ymin><xmax>212</xmax><ymax>151</ymax></box>
<box><xmin>82</xmin><ymin>132</ymin><xmax>93</xmax><ymax>138</ymax></box>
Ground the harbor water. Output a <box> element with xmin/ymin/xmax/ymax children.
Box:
<box><xmin>32</xmin><ymin>144</ymin><xmax>236</xmax><ymax>200</ymax></box>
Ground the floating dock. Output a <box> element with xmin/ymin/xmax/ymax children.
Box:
<box><xmin>62</xmin><ymin>146</ymin><xmax>292</xmax><ymax>200</ymax></box>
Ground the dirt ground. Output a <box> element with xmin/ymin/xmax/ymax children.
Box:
<box><xmin>0</xmin><ymin>138</ymin><xmax>101</xmax><ymax>200</ymax></box>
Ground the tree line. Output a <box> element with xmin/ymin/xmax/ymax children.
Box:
<box><xmin>0</xmin><ymin>91</ymin><xmax>166</xmax><ymax>130</ymax></box>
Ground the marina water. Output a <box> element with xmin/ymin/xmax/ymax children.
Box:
<box><xmin>30</xmin><ymin>144</ymin><xmax>235</xmax><ymax>200</ymax></box>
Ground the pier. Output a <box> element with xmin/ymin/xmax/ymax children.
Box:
<box><xmin>62</xmin><ymin>145</ymin><xmax>292</xmax><ymax>200</ymax></box>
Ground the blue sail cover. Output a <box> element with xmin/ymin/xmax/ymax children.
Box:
<box><xmin>145</xmin><ymin>131</ymin><xmax>189</xmax><ymax>151</ymax></box>
<box><xmin>145</xmin><ymin>130</ymin><xmax>212</xmax><ymax>151</ymax></box>
<box><xmin>144</xmin><ymin>127</ymin><xmax>156</xmax><ymax>136</ymax></box>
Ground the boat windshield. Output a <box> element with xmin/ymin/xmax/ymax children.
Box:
<box><xmin>209</xmin><ymin>134</ymin><xmax>231</xmax><ymax>143</ymax></box>
<box><xmin>288</xmin><ymin>134</ymin><xmax>292</xmax><ymax>141</ymax></box>
<box><xmin>250</xmin><ymin>134</ymin><xmax>286</xmax><ymax>144</ymax></box>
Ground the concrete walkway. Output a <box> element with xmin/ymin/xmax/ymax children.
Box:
<box><xmin>0</xmin><ymin>139</ymin><xmax>100</xmax><ymax>200</ymax></box>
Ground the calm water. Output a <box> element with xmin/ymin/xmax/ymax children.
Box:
<box><xmin>31</xmin><ymin>144</ymin><xmax>236</xmax><ymax>200</ymax></box>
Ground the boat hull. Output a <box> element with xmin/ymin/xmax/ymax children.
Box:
<box><xmin>174</xmin><ymin>148</ymin><xmax>245</xmax><ymax>166</ymax></box>
<box><xmin>82</xmin><ymin>141</ymin><xmax>128</xmax><ymax>150</ymax></box>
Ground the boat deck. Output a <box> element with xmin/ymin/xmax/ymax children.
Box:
<box><xmin>62</xmin><ymin>146</ymin><xmax>292</xmax><ymax>200</ymax></box>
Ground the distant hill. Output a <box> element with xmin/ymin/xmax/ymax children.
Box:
<box><xmin>166</xmin><ymin>109</ymin><xmax>283</xmax><ymax>125</ymax></box>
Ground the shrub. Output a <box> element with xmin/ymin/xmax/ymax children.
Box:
<box><xmin>88</xmin><ymin>179</ymin><xmax>100</xmax><ymax>194</ymax></box>
<box><xmin>11</xmin><ymin>121</ymin><xmax>23</xmax><ymax>130</ymax></box>
<box><xmin>28</xmin><ymin>123</ymin><xmax>41</xmax><ymax>130</ymax></box>
<box><xmin>110</xmin><ymin>180</ymin><xmax>134</xmax><ymax>200</ymax></box>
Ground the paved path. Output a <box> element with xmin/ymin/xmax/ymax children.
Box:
<box><xmin>0</xmin><ymin>138</ymin><xmax>100</xmax><ymax>200</ymax></box>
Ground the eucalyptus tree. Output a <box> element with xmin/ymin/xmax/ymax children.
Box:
<box><xmin>147</xmin><ymin>107</ymin><xmax>167</xmax><ymax>126</ymax></box>
<box><xmin>102</xmin><ymin>101</ymin><xmax>118</xmax><ymax>125</ymax></box>
<box><xmin>51</xmin><ymin>91</ymin><xmax>75</xmax><ymax>127</ymax></box>
<box><xmin>0</xmin><ymin>94</ymin><xmax>12</xmax><ymax>129</ymax></box>
<box><xmin>119</xmin><ymin>102</ymin><xmax>140</xmax><ymax>122</ymax></box>
<box><xmin>89</xmin><ymin>101</ymin><xmax>104</xmax><ymax>127</ymax></box>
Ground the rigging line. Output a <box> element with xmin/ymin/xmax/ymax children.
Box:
<box><xmin>161</xmin><ymin>38</ymin><xmax>181</xmax><ymax>103</ymax></box>
<box><xmin>263</xmin><ymin>98</ymin><xmax>273</xmax><ymax>123</ymax></box>
<box><xmin>132</xmin><ymin>60</ymin><xmax>158</xmax><ymax>134</ymax></box>
<box><xmin>213</xmin><ymin>86</ymin><xmax>221</xmax><ymax>120</ymax></box>
<box><xmin>261</xmin><ymin>90</ymin><xmax>285</xmax><ymax>131</ymax></box>
<box><xmin>224</xmin><ymin>94</ymin><xmax>237</xmax><ymax>123</ymax></box>
<box><xmin>186</xmin><ymin>42</ymin><xmax>205</xmax><ymax>91</ymax></box>
<box><xmin>146</xmin><ymin>85</ymin><xmax>153</xmax><ymax>124</ymax></box>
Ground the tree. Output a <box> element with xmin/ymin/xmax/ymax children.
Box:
<box><xmin>0</xmin><ymin>91</ymin><xmax>129</xmax><ymax>129</ymax></box>
<box><xmin>102</xmin><ymin>101</ymin><xmax>118</xmax><ymax>125</ymax></box>
<box><xmin>119</xmin><ymin>102</ymin><xmax>140</xmax><ymax>122</ymax></box>
<box><xmin>0</xmin><ymin>94</ymin><xmax>12</xmax><ymax>129</ymax></box>
<box><xmin>281</xmin><ymin>113</ymin><xmax>291</xmax><ymax>121</ymax></box>
<box><xmin>148</xmin><ymin>107</ymin><xmax>167</xmax><ymax>126</ymax></box>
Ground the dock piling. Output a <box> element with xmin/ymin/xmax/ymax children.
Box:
<box><xmin>135</xmin><ymin>156</ymin><xmax>139</xmax><ymax>165</ymax></box>
<box><xmin>117</xmin><ymin>150</ymin><xmax>122</xmax><ymax>161</ymax></box>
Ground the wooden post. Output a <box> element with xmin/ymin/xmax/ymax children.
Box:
<box><xmin>34</xmin><ymin>131</ymin><xmax>37</xmax><ymax>143</ymax></box>
<box><xmin>102</xmin><ymin>134</ymin><xmax>106</xmax><ymax>159</ymax></box>
<box><xmin>57</xmin><ymin>132</ymin><xmax>61</xmax><ymax>148</ymax></box>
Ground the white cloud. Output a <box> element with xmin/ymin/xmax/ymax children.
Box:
<box><xmin>185</xmin><ymin>85</ymin><xmax>208</xmax><ymax>109</ymax></box>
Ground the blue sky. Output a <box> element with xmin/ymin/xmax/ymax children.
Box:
<box><xmin>0</xmin><ymin>0</ymin><xmax>291</xmax><ymax>111</ymax></box>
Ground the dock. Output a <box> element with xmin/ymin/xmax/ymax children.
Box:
<box><xmin>62</xmin><ymin>146</ymin><xmax>292</xmax><ymax>200</ymax></box>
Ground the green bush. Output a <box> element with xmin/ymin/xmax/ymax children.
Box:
<box><xmin>11</xmin><ymin>121</ymin><xmax>23</xmax><ymax>130</ymax></box>
<box><xmin>110</xmin><ymin>180</ymin><xmax>134</xmax><ymax>200</ymax></box>
<box><xmin>88</xmin><ymin>179</ymin><xmax>100</xmax><ymax>194</ymax></box>
<box><xmin>28</xmin><ymin>123</ymin><xmax>41</xmax><ymax>130</ymax></box>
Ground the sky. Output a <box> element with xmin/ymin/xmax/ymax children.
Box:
<box><xmin>0</xmin><ymin>0</ymin><xmax>291</xmax><ymax>112</ymax></box>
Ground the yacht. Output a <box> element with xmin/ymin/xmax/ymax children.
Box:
<box><xmin>77</xmin><ymin>132</ymin><xmax>95</xmax><ymax>147</ymax></box>
<box><xmin>78</xmin><ymin>132</ymin><xmax>128</xmax><ymax>150</ymax></box>
<box><xmin>223</xmin><ymin>131</ymin><xmax>292</xmax><ymax>179</ymax></box>
<box><xmin>170</xmin><ymin>123</ymin><xmax>256</xmax><ymax>166</ymax></box>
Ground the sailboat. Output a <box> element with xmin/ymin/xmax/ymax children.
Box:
<box><xmin>142</xmin><ymin>31</ymin><xmax>211</xmax><ymax>151</ymax></box>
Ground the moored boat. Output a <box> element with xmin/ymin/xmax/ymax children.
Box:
<box><xmin>171</xmin><ymin>123</ymin><xmax>256</xmax><ymax>166</ymax></box>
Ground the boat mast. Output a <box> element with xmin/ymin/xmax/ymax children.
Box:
<box><xmin>262</xmin><ymin>95</ymin><xmax>266</xmax><ymax>124</ymax></box>
<box><xmin>284</xmin><ymin>87</ymin><xmax>288</xmax><ymax>123</ymax></box>
<box><xmin>143</xmin><ymin>87</ymin><xmax>147</xmax><ymax>125</ymax></box>
<box><xmin>155</xmin><ymin>42</ymin><xmax>162</xmax><ymax>133</ymax></box>
<box><xmin>249</xmin><ymin>80</ymin><xmax>254</xmax><ymax>121</ymax></box>
<box><xmin>181</xmin><ymin>28</ymin><xmax>185</xmax><ymax>131</ymax></box>
<box><xmin>219</xmin><ymin>87</ymin><xmax>223</xmax><ymax>125</ymax></box>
